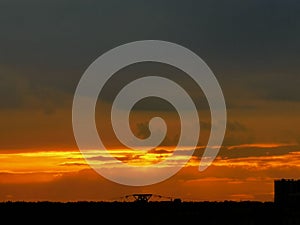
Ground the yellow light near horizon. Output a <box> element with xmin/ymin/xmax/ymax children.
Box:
<box><xmin>0</xmin><ymin>150</ymin><xmax>88</xmax><ymax>173</ymax></box>
<box><xmin>0</xmin><ymin>147</ymin><xmax>201</xmax><ymax>175</ymax></box>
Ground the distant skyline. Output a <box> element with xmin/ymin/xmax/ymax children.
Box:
<box><xmin>1</xmin><ymin>0</ymin><xmax>300</xmax><ymax>202</ymax></box>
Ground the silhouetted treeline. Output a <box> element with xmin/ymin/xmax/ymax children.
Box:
<box><xmin>1</xmin><ymin>201</ymin><xmax>299</xmax><ymax>225</ymax></box>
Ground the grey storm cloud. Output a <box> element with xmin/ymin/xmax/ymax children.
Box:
<box><xmin>0</xmin><ymin>0</ymin><xmax>300</xmax><ymax>111</ymax></box>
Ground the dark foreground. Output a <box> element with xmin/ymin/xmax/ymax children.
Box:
<box><xmin>1</xmin><ymin>201</ymin><xmax>300</xmax><ymax>225</ymax></box>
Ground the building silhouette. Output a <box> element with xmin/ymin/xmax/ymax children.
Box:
<box><xmin>274</xmin><ymin>179</ymin><xmax>300</xmax><ymax>206</ymax></box>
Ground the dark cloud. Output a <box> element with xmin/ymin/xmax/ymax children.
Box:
<box><xmin>149</xmin><ymin>142</ymin><xmax>300</xmax><ymax>160</ymax></box>
<box><xmin>0</xmin><ymin>69</ymin><xmax>71</xmax><ymax>113</ymax></box>
<box><xmin>226</xmin><ymin>121</ymin><xmax>247</xmax><ymax>132</ymax></box>
<box><xmin>99</xmin><ymin>62</ymin><xmax>209</xmax><ymax>111</ymax></box>
<box><xmin>59</xmin><ymin>162</ymin><xmax>87</xmax><ymax>167</ymax></box>
<box><xmin>0</xmin><ymin>0</ymin><xmax>299</xmax><ymax>112</ymax></box>
<box><xmin>218</xmin><ymin>144</ymin><xmax>300</xmax><ymax>159</ymax></box>
<box><xmin>195</xmin><ymin>120</ymin><xmax>247</xmax><ymax>133</ymax></box>
<box><xmin>88</xmin><ymin>155</ymin><xmax>113</xmax><ymax>161</ymax></box>
<box><xmin>147</xmin><ymin>149</ymin><xmax>173</xmax><ymax>154</ymax></box>
<box><xmin>136</xmin><ymin>122</ymin><xmax>150</xmax><ymax>139</ymax></box>
<box><xmin>115</xmin><ymin>154</ymin><xmax>141</xmax><ymax>163</ymax></box>
<box><xmin>134</xmin><ymin>121</ymin><xmax>180</xmax><ymax>147</ymax></box>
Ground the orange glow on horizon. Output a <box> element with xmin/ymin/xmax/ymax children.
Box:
<box><xmin>1</xmin><ymin>144</ymin><xmax>299</xmax><ymax>189</ymax></box>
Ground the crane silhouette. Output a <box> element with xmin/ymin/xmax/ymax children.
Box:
<box><xmin>120</xmin><ymin>193</ymin><xmax>178</xmax><ymax>203</ymax></box>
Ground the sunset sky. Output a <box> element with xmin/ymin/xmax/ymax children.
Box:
<box><xmin>1</xmin><ymin>0</ymin><xmax>300</xmax><ymax>202</ymax></box>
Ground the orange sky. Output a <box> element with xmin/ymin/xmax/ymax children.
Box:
<box><xmin>1</xmin><ymin>145</ymin><xmax>300</xmax><ymax>202</ymax></box>
<box><xmin>1</xmin><ymin>104</ymin><xmax>300</xmax><ymax>202</ymax></box>
<box><xmin>1</xmin><ymin>84</ymin><xmax>300</xmax><ymax>202</ymax></box>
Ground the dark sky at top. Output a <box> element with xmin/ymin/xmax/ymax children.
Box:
<box><xmin>1</xmin><ymin>0</ymin><xmax>299</xmax><ymax>110</ymax></box>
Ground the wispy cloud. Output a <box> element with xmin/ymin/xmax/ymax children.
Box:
<box><xmin>227</xmin><ymin>143</ymin><xmax>298</xmax><ymax>150</ymax></box>
<box><xmin>214</xmin><ymin>151</ymin><xmax>300</xmax><ymax>170</ymax></box>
